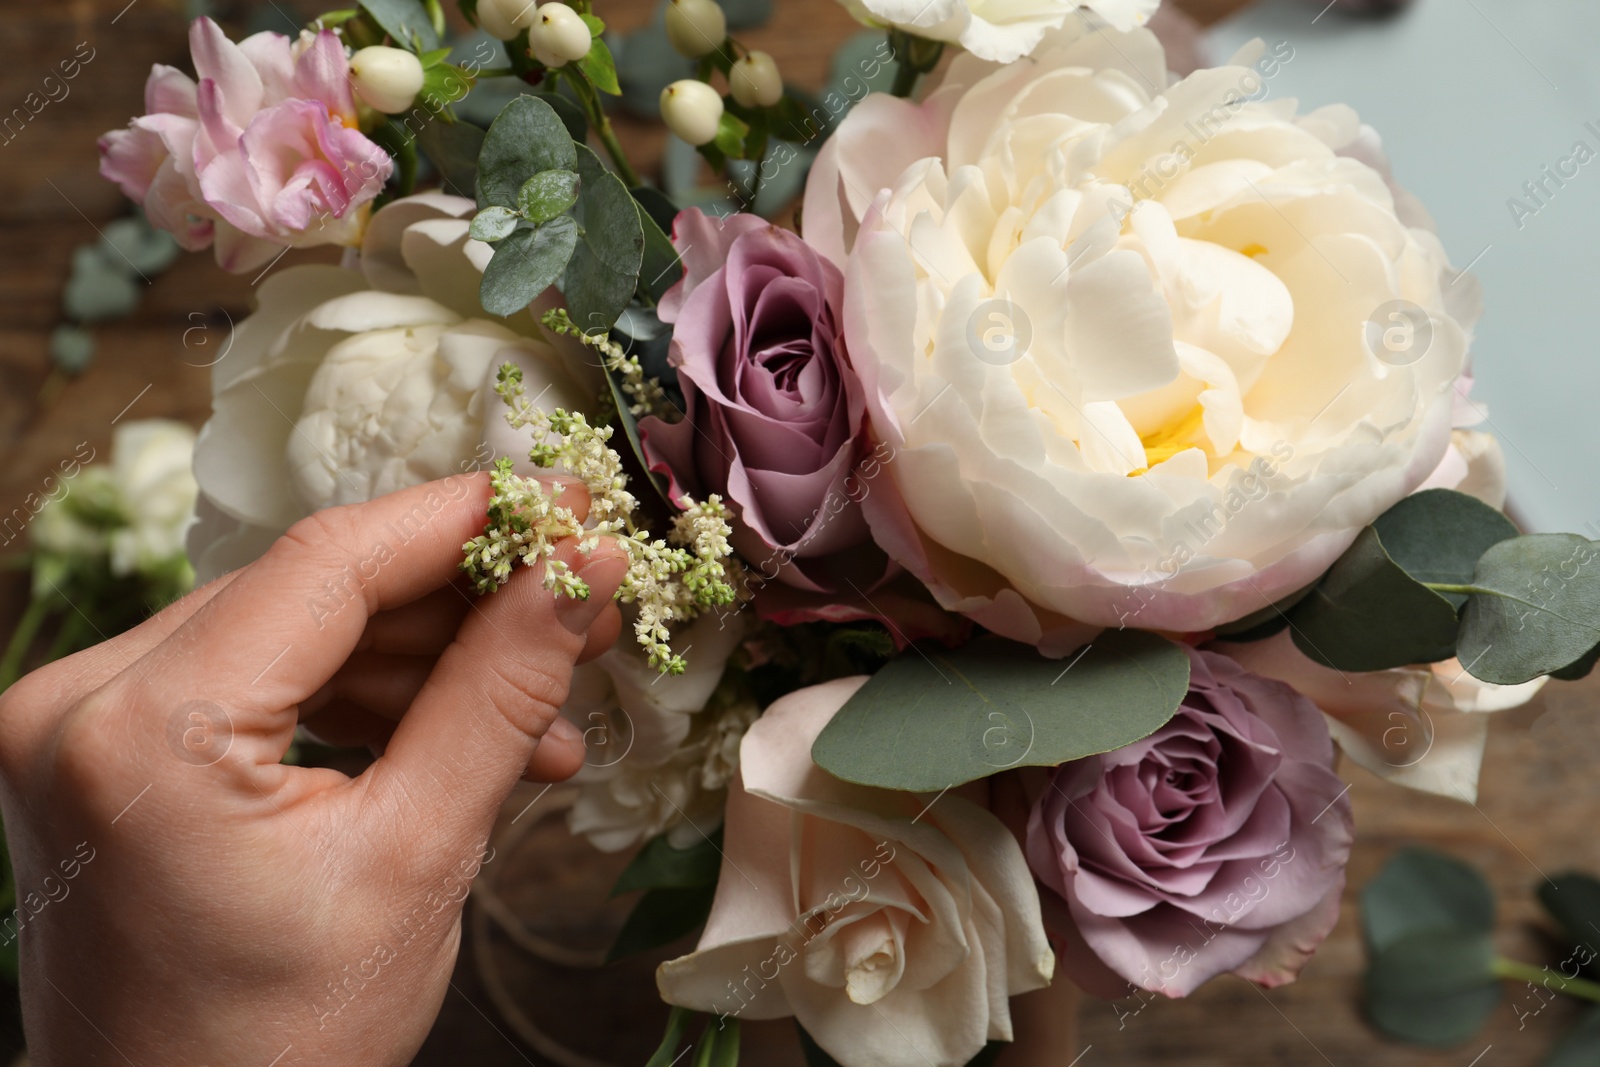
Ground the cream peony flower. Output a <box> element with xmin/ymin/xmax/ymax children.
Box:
<box><xmin>1220</xmin><ymin>630</ymin><xmax>1545</xmax><ymax>803</ymax></box>
<box><xmin>186</xmin><ymin>194</ymin><xmax>597</xmax><ymax>581</ymax></box>
<box><xmin>835</xmin><ymin>0</ymin><xmax>1157</xmax><ymax>64</ymax></box>
<box><xmin>804</xmin><ymin>27</ymin><xmax>1473</xmax><ymax>650</ymax></box>
<box><xmin>657</xmin><ymin>677</ymin><xmax>1053</xmax><ymax>1067</ymax></box>
<box><xmin>562</xmin><ymin>612</ymin><xmax>748</xmax><ymax>852</ymax></box>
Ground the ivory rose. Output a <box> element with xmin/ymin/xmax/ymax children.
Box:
<box><xmin>1027</xmin><ymin>647</ymin><xmax>1353</xmax><ymax>998</ymax></box>
<box><xmin>805</xmin><ymin>25</ymin><xmax>1472</xmax><ymax>651</ymax></box>
<box><xmin>185</xmin><ymin>194</ymin><xmax>596</xmax><ymax>581</ymax></box>
<box><xmin>657</xmin><ymin>677</ymin><xmax>1053</xmax><ymax>1067</ymax></box>
<box><xmin>98</xmin><ymin>18</ymin><xmax>392</xmax><ymax>272</ymax></box>
<box><xmin>833</xmin><ymin>0</ymin><xmax>1157</xmax><ymax>63</ymax></box>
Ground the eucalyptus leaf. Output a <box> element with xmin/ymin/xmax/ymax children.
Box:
<box><xmin>415</xmin><ymin>118</ymin><xmax>484</xmax><ymax>199</ymax></box>
<box><xmin>1362</xmin><ymin>848</ymin><xmax>1495</xmax><ymax>954</ymax></box>
<box><xmin>1289</xmin><ymin>526</ymin><xmax>1460</xmax><ymax>671</ymax></box>
<box><xmin>469</xmin><ymin>205</ymin><xmax>519</xmax><ymax>242</ymax></box>
<box><xmin>518</xmin><ymin>169</ymin><xmax>581</xmax><ymax>223</ymax></box>
<box><xmin>475</xmin><ymin>95</ymin><xmax>579</xmax><ymax>210</ymax></box>
<box><xmin>1538</xmin><ymin>873</ymin><xmax>1600</xmax><ymax>956</ymax></box>
<box><xmin>63</xmin><ymin>247</ymin><xmax>140</xmax><ymax>322</ymax></box>
<box><xmin>357</xmin><ymin>0</ymin><xmax>439</xmax><ymax>50</ymax></box>
<box><xmin>1551</xmin><ymin>642</ymin><xmax>1600</xmax><ymax>681</ymax></box>
<box><xmin>632</xmin><ymin>185</ymin><xmax>683</xmax><ymax>302</ymax></box>
<box><xmin>1372</xmin><ymin>489</ymin><xmax>1519</xmax><ymax>609</ymax></box>
<box><xmin>606</xmin><ymin>884</ymin><xmax>715</xmax><ymax>963</ymax></box>
<box><xmin>101</xmin><ymin>217</ymin><xmax>179</xmax><ymax>275</ymax></box>
<box><xmin>1365</xmin><ymin>929</ymin><xmax>1500</xmax><ymax>1046</ymax></box>
<box><xmin>49</xmin><ymin>324</ymin><xmax>95</xmax><ymax>375</ymax></box>
<box><xmin>811</xmin><ymin>631</ymin><xmax>1191</xmax><ymax>793</ymax></box>
<box><xmin>612</xmin><ymin>828</ymin><xmax>722</xmax><ymax>896</ymax></box>
<box><xmin>1211</xmin><ymin>582</ymin><xmax>1317</xmax><ymax>643</ymax></box>
<box><xmin>563</xmin><ymin>144</ymin><xmax>645</xmax><ymax>333</ymax></box>
<box><xmin>478</xmin><ymin>216</ymin><xmax>579</xmax><ymax>316</ymax></box>
<box><xmin>1545</xmin><ymin>1006</ymin><xmax>1600</xmax><ymax>1067</ymax></box>
<box><xmin>1457</xmin><ymin>534</ymin><xmax>1600</xmax><ymax>684</ymax></box>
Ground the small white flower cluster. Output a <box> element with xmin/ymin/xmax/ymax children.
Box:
<box><xmin>540</xmin><ymin>308</ymin><xmax>672</xmax><ymax>419</ymax></box>
<box><xmin>460</xmin><ymin>362</ymin><xmax>736</xmax><ymax>674</ymax></box>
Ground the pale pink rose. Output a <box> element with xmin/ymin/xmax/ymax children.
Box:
<box><xmin>657</xmin><ymin>677</ymin><xmax>1054</xmax><ymax>1067</ymax></box>
<box><xmin>98</xmin><ymin>18</ymin><xmax>391</xmax><ymax>272</ymax></box>
<box><xmin>1220</xmin><ymin>630</ymin><xmax>1546</xmax><ymax>803</ymax></box>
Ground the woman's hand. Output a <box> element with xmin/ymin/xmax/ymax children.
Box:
<box><xmin>0</xmin><ymin>472</ymin><xmax>627</xmax><ymax>1066</ymax></box>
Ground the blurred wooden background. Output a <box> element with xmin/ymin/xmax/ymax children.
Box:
<box><xmin>3</xmin><ymin>0</ymin><xmax>1599</xmax><ymax>1064</ymax></box>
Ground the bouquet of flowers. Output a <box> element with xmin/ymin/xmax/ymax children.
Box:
<box><xmin>99</xmin><ymin>0</ymin><xmax>1595</xmax><ymax>1062</ymax></box>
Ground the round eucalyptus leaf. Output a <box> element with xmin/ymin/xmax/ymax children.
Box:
<box><xmin>478</xmin><ymin>215</ymin><xmax>579</xmax><ymax>316</ymax></box>
<box><xmin>1458</xmin><ymin>533</ymin><xmax>1600</xmax><ymax>684</ymax></box>
<box><xmin>469</xmin><ymin>205</ymin><xmax>520</xmax><ymax>242</ymax></box>
<box><xmin>517</xmin><ymin>169</ymin><xmax>581</xmax><ymax>224</ymax></box>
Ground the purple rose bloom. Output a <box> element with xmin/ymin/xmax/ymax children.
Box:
<box><xmin>640</xmin><ymin>209</ymin><xmax>881</xmax><ymax>599</ymax></box>
<box><xmin>1026</xmin><ymin>646</ymin><xmax>1352</xmax><ymax>998</ymax></box>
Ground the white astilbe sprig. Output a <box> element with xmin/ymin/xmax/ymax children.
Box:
<box><xmin>460</xmin><ymin>362</ymin><xmax>736</xmax><ymax>674</ymax></box>
<box><xmin>540</xmin><ymin>308</ymin><xmax>673</xmax><ymax>420</ymax></box>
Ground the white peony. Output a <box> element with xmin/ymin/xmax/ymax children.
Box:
<box><xmin>836</xmin><ymin>0</ymin><xmax>1157</xmax><ymax>64</ymax></box>
<box><xmin>563</xmin><ymin>612</ymin><xmax>749</xmax><ymax>852</ymax></box>
<box><xmin>804</xmin><ymin>26</ymin><xmax>1474</xmax><ymax>650</ymax></box>
<box><xmin>186</xmin><ymin>194</ymin><xmax>598</xmax><ymax>581</ymax></box>
<box><xmin>657</xmin><ymin>677</ymin><xmax>1053</xmax><ymax>1067</ymax></box>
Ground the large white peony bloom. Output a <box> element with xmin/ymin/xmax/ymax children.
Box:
<box><xmin>186</xmin><ymin>194</ymin><xmax>597</xmax><ymax>581</ymax></box>
<box><xmin>804</xmin><ymin>26</ymin><xmax>1475</xmax><ymax>650</ymax></box>
<box><xmin>657</xmin><ymin>677</ymin><xmax>1053</xmax><ymax>1067</ymax></box>
<box><xmin>836</xmin><ymin>0</ymin><xmax>1157</xmax><ymax>64</ymax></box>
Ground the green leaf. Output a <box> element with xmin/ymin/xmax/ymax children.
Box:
<box><xmin>1289</xmin><ymin>526</ymin><xmax>1461</xmax><ymax>671</ymax></box>
<box><xmin>607</xmin><ymin>884</ymin><xmax>715</xmax><ymax>963</ymax></box>
<box><xmin>357</xmin><ymin>0</ymin><xmax>439</xmax><ymax>50</ymax></box>
<box><xmin>1538</xmin><ymin>873</ymin><xmax>1600</xmax><ymax>954</ymax></box>
<box><xmin>1365</xmin><ymin>929</ymin><xmax>1500</xmax><ymax>1046</ymax></box>
<box><xmin>1551</xmin><ymin>642</ymin><xmax>1600</xmax><ymax>681</ymax></box>
<box><xmin>578</xmin><ymin>36</ymin><xmax>622</xmax><ymax>96</ymax></box>
<box><xmin>416</xmin><ymin>119</ymin><xmax>484</xmax><ymax>200</ymax></box>
<box><xmin>475</xmin><ymin>95</ymin><xmax>579</xmax><ymax>210</ymax></box>
<box><xmin>101</xmin><ymin>216</ymin><xmax>179</xmax><ymax>275</ymax></box>
<box><xmin>646</xmin><ymin>1007</ymin><xmax>696</xmax><ymax>1067</ymax></box>
<box><xmin>612</xmin><ymin>828</ymin><xmax>723</xmax><ymax>896</ymax></box>
<box><xmin>1362</xmin><ymin>848</ymin><xmax>1495</xmax><ymax>954</ymax></box>
<box><xmin>1546</xmin><ymin>1006</ymin><xmax>1600</xmax><ymax>1067</ymax></box>
<box><xmin>49</xmin><ymin>324</ymin><xmax>95</xmax><ymax>375</ymax></box>
<box><xmin>1372</xmin><ymin>489</ymin><xmax>1519</xmax><ymax>609</ymax></box>
<box><xmin>63</xmin><ymin>246</ymin><xmax>140</xmax><ymax>322</ymax></box>
<box><xmin>694</xmin><ymin>1017</ymin><xmax>741</xmax><ymax>1067</ymax></box>
<box><xmin>563</xmin><ymin>144</ymin><xmax>646</xmax><ymax>333</ymax></box>
<box><xmin>713</xmin><ymin>110</ymin><xmax>750</xmax><ymax>159</ymax></box>
<box><xmin>1212</xmin><ymin>582</ymin><xmax>1317</xmax><ymax>643</ymax></box>
<box><xmin>469</xmin><ymin>205</ymin><xmax>520</xmax><ymax>242</ymax></box>
<box><xmin>580</xmin><ymin>12</ymin><xmax>605</xmax><ymax>34</ymax></box>
<box><xmin>632</xmin><ymin>185</ymin><xmax>683</xmax><ymax>302</ymax></box>
<box><xmin>811</xmin><ymin>631</ymin><xmax>1191</xmax><ymax>793</ymax></box>
<box><xmin>1457</xmin><ymin>534</ymin><xmax>1600</xmax><ymax>684</ymax></box>
<box><xmin>518</xmin><ymin>169</ymin><xmax>581</xmax><ymax>223</ymax></box>
<box><xmin>534</xmin><ymin>89</ymin><xmax>590</xmax><ymax>142</ymax></box>
<box><xmin>479</xmin><ymin>216</ymin><xmax>579</xmax><ymax>316</ymax></box>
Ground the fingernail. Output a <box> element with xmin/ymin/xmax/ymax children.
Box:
<box><xmin>544</xmin><ymin>714</ymin><xmax>585</xmax><ymax>758</ymax></box>
<box><xmin>556</xmin><ymin>553</ymin><xmax>628</xmax><ymax>635</ymax></box>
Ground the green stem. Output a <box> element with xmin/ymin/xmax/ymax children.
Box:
<box><xmin>1425</xmin><ymin>582</ymin><xmax>1492</xmax><ymax>597</ymax></box>
<box><xmin>889</xmin><ymin>51</ymin><xmax>920</xmax><ymax>98</ymax></box>
<box><xmin>594</xmin><ymin>112</ymin><xmax>642</xmax><ymax>187</ymax></box>
<box><xmin>1493</xmin><ymin>958</ymin><xmax>1600</xmax><ymax>1003</ymax></box>
<box><xmin>0</xmin><ymin>596</ymin><xmax>51</xmax><ymax>693</ymax></box>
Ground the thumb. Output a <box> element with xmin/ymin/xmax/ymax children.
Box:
<box><xmin>366</xmin><ymin>537</ymin><xmax>631</xmax><ymax>848</ymax></box>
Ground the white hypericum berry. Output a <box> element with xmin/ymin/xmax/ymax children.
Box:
<box><xmin>348</xmin><ymin>46</ymin><xmax>426</xmax><ymax>113</ymax></box>
<box><xmin>529</xmin><ymin>2</ymin><xmax>593</xmax><ymax>66</ymax></box>
<box><xmin>659</xmin><ymin>80</ymin><xmax>723</xmax><ymax>146</ymax></box>
<box><xmin>664</xmin><ymin>0</ymin><xmax>726</xmax><ymax>59</ymax></box>
<box><xmin>477</xmin><ymin>0</ymin><xmax>537</xmax><ymax>40</ymax></box>
<box><xmin>729</xmin><ymin>50</ymin><xmax>782</xmax><ymax>108</ymax></box>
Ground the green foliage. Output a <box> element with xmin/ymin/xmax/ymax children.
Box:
<box><xmin>612</xmin><ymin>829</ymin><xmax>723</xmax><ymax>896</ymax></box>
<box><xmin>357</xmin><ymin>0</ymin><xmax>440</xmax><ymax>50</ymax></box>
<box><xmin>811</xmin><ymin>631</ymin><xmax>1191</xmax><ymax>792</ymax></box>
<box><xmin>517</xmin><ymin>169</ymin><xmax>581</xmax><ymax>222</ymax></box>
<box><xmin>1456</xmin><ymin>534</ymin><xmax>1600</xmax><ymax>684</ymax></box>
<box><xmin>563</xmin><ymin>145</ymin><xmax>646</xmax><ymax>332</ymax></box>
<box><xmin>475</xmin><ymin>95</ymin><xmax>578</xmax><ymax>210</ymax></box>
<box><xmin>415</xmin><ymin>118</ymin><xmax>484</xmax><ymax>198</ymax></box>
<box><xmin>607</xmin><ymin>885</ymin><xmax>716</xmax><ymax>962</ymax></box>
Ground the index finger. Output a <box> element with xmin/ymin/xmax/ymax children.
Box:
<box><xmin>135</xmin><ymin>471</ymin><xmax>589</xmax><ymax>717</ymax></box>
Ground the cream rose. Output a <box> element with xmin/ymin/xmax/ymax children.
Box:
<box><xmin>186</xmin><ymin>194</ymin><xmax>597</xmax><ymax>581</ymax></box>
<box><xmin>835</xmin><ymin>0</ymin><xmax>1157</xmax><ymax>63</ymax></box>
<box><xmin>657</xmin><ymin>677</ymin><xmax>1053</xmax><ymax>1067</ymax></box>
<box><xmin>805</xmin><ymin>27</ymin><xmax>1474</xmax><ymax>649</ymax></box>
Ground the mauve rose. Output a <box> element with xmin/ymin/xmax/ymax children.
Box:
<box><xmin>1026</xmin><ymin>646</ymin><xmax>1352</xmax><ymax>998</ymax></box>
<box><xmin>641</xmin><ymin>208</ymin><xmax>913</xmax><ymax>619</ymax></box>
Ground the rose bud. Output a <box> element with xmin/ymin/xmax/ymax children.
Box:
<box><xmin>347</xmin><ymin>46</ymin><xmax>425</xmax><ymax>114</ymax></box>
<box><xmin>529</xmin><ymin>2</ymin><xmax>593</xmax><ymax>67</ymax></box>
<box><xmin>659</xmin><ymin>80</ymin><xmax>723</xmax><ymax>146</ymax></box>
<box><xmin>664</xmin><ymin>0</ymin><xmax>727</xmax><ymax>59</ymax></box>
<box><xmin>729</xmin><ymin>50</ymin><xmax>782</xmax><ymax>108</ymax></box>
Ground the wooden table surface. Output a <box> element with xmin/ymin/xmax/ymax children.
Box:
<box><xmin>4</xmin><ymin>0</ymin><xmax>1596</xmax><ymax>1064</ymax></box>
